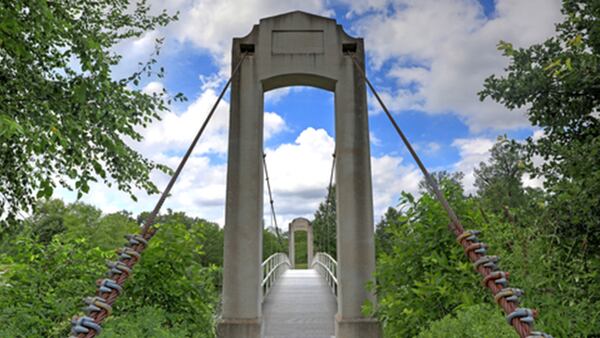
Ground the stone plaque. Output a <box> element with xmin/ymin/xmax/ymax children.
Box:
<box><xmin>272</xmin><ymin>30</ymin><xmax>324</xmax><ymax>54</ymax></box>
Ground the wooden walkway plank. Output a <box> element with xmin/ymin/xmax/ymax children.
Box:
<box><xmin>263</xmin><ymin>269</ymin><xmax>337</xmax><ymax>338</ymax></box>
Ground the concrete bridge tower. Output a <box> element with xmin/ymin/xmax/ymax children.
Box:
<box><xmin>218</xmin><ymin>11</ymin><xmax>381</xmax><ymax>338</ymax></box>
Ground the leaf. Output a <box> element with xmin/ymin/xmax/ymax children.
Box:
<box><xmin>544</xmin><ymin>59</ymin><xmax>562</xmax><ymax>71</ymax></box>
<box><xmin>497</xmin><ymin>40</ymin><xmax>514</xmax><ymax>56</ymax></box>
<box><xmin>568</xmin><ymin>34</ymin><xmax>583</xmax><ymax>47</ymax></box>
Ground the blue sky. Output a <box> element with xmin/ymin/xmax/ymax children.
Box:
<box><xmin>59</xmin><ymin>0</ymin><xmax>562</xmax><ymax>226</ymax></box>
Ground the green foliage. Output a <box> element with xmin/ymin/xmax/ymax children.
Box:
<box><xmin>142</xmin><ymin>209</ymin><xmax>224</xmax><ymax>266</ymax></box>
<box><xmin>0</xmin><ymin>0</ymin><xmax>184</xmax><ymax>226</ymax></box>
<box><xmin>102</xmin><ymin>306</ymin><xmax>193</xmax><ymax>337</ymax></box>
<box><xmin>312</xmin><ymin>186</ymin><xmax>336</xmax><ymax>257</ymax></box>
<box><xmin>293</xmin><ymin>231</ymin><xmax>308</xmax><ymax>267</ymax></box>
<box><xmin>0</xmin><ymin>201</ymin><xmax>219</xmax><ymax>337</ymax></box>
<box><xmin>474</xmin><ymin>135</ymin><xmax>527</xmax><ymax>215</ymax></box>
<box><xmin>375</xmin><ymin>172</ymin><xmax>600</xmax><ymax>337</ymax></box>
<box><xmin>375</xmin><ymin>207</ymin><xmax>402</xmax><ymax>257</ymax></box>
<box><xmin>417</xmin><ymin>304</ymin><xmax>514</xmax><ymax>338</ymax></box>
<box><xmin>26</xmin><ymin>199</ymin><xmax>69</xmax><ymax>244</ymax></box>
<box><xmin>479</xmin><ymin>0</ymin><xmax>600</xmax><ymax>253</ymax></box>
<box><xmin>264</xmin><ymin>227</ymin><xmax>286</xmax><ymax>261</ymax></box>
<box><xmin>112</xmin><ymin>222</ymin><xmax>219</xmax><ymax>335</ymax></box>
<box><xmin>473</xmin><ymin>3</ymin><xmax>600</xmax><ymax>332</ymax></box>
<box><xmin>417</xmin><ymin>171</ymin><xmax>465</xmax><ymax>196</ymax></box>
<box><xmin>0</xmin><ymin>235</ymin><xmax>108</xmax><ymax>336</ymax></box>
<box><xmin>375</xmin><ymin>179</ymin><xmax>489</xmax><ymax>337</ymax></box>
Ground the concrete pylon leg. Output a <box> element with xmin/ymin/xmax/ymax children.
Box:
<box><xmin>333</xmin><ymin>55</ymin><xmax>382</xmax><ymax>338</ymax></box>
<box><xmin>307</xmin><ymin>225</ymin><xmax>314</xmax><ymax>266</ymax></box>
<box><xmin>217</xmin><ymin>49</ymin><xmax>263</xmax><ymax>338</ymax></box>
<box><xmin>220</xmin><ymin>11</ymin><xmax>381</xmax><ymax>338</ymax></box>
<box><xmin>288</xmin><ymin>225</ymin><xmax>295</xmax><ymax>268</ymax></box>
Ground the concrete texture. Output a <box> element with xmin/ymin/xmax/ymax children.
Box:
<box><xmin>263</xmin><ymin>269</ymin><xmax>336</xmax><ymax>338</ymax></box>
<box><xmin>335</xmin><ymin>315</ymin><xmax>383</xmax><ymax>338</ymax></box>
<box><xmin>217</xmin><ymin>319</ymin><xmax>262</xmax><ymax>338</ymax></box>
<box><xmin>219</xmin><ymin>11</ymin><xmax>380</xmax><ymax>337</ymax></box>
<box><xmin>288</xmin><ymin>217</ymin><xmax>314</xmax><ymax>268</ymax></box>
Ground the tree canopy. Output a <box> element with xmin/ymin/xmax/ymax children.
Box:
<box><xmin>0</xmin><ymin>200</ymin><xmax>219</xmax><ymax>337</ymax></box>
<box><xmin>474</xmin><ymin>135</ymin><xmax>527</xmax><ymax>216</ymax></box>
<box><xmin>479</xmin><ymin>0</ymin><xmax>600</xmax><ymax>253</ymax></box>
<box><xmin>311</xmin><ymin>186</ymin><xmax>336</xmax><ymax>257</ymax></box>
<box><xmin>0</xmin><ymin>0</ymin><xmax>183</xmax><ymax>226</ymax></box>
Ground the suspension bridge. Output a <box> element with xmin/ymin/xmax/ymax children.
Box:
<box><xmin>68</xmin><ymin>11</ymin><xmax>552</xmax><ymax>338</ymax></box>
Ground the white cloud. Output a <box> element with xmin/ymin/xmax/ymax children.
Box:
<box><xmin>451</xmin><ymin>134</ymin><xmax>550</xmax><ymax>192</ymax></box>
<box><xmin>335</xmin><ymin>0</ymin><xmax>392</xmax><ymax>17</ymax></box>
<box><xmin>135</xmin><ymin>88</ymin><xmax>286</xmax><ymax>156</ymax></box>
<box><xmin>163</xmin><ymin>0</ymin><xmax>333</xmax><ymax>73</ymax></box>
<box><xmin>264</xmin><ymin>112</ymin><xmax>287</xmax><ymax>139</ymax></box>
<box><xmin>370</xmin><ymin>131</ymin><xmax>382</xmax><ymax>147</ymax></box>
<box><xmin>389</xmin><ymin>66</ymin><xmax>430</xmax><ymax>87</ymax></box>
<box><xmin>58</xmin><ymin>154</ymin><xmax>229</xmax><ymax>224</ymax></box>
<box><xmin>131</xmin><ymin>30</ymin><xmax>161</xmax><ymax>56</ymax></box>
<box><xmin>371</xmin><ymin>155</ymin><xmax>421</xmax><ymax>217</ymax></box>
<box><xmin>523</xmin><ymin>129</ymin><xmax>545</xmax><ymax>189</ymax></box>
<box><xmin>370</xmin><ymin>88</ymin><xmax>424</xmax><ymax>113</ymax></box>
<box><xmin>522</xmin><ymin>174</ymin><xmax>544</xmax><ymax>189</ymax></box>
<box><xmin>56</xmin><ymin>83</ymin><xmax>288</xmax><ymax>225</ymax></box>
<box><xmin>137</xmin><ymin>89</ymin><xmax>230</xmax><ymax>155</ymax></box>
<box><xmin>143</xmin><ymin>81</ymin><xmax>165</xmax><ymax>95</ymax></box>
<box><xmin>263</xmin><ymin>128</ymin><xmax>335</xmax><ymax>226</ymax></box>
<box><xmin>264</xmin><ymin>87</ymin><xmax>308</xmax><ymax>104</ymax></box>
<box><xmin>53</xmin><ymin>2</ymin><xmax>562</xmax><ymax>229</ymax></box>
<box><xmin>452</xmin><ymin>137</ymin><xmax>495</xmax><ymax>193</ymax></box>
<box><xmin>424</xmin><ymin>142</ymin><xmax>441</xmax><ymax>155</ymax></box>
<box><xmin>113</xmin><ymin>1</ymin><xmax>335</xmax><ymax>103</ymax></box>
<box><xmin>263</xmin><ymin>127</ymin><xmax>420</xmax><ymax>227</ymax></box>
<box><xmin>355</xmin><ymin>0</ymin><xmax>562</xmax><ymax>131</ymax></box>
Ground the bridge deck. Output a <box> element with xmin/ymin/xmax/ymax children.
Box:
<box><xmin>263</xmin><ymin>269</ymin><xmax>337</xmax><ymax>338</ymax></box>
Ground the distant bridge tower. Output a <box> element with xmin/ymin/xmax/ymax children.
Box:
<box><xmin>218</xmin><ymin>11</ymin><xmax>381</xmax><ymax>338</ymax></box>
<box><xmin>288</xmin><ymin>217</ymin><xmax>314</xmax><ymax>268</ymax></box>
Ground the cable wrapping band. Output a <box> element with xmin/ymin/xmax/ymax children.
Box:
<box><xmin>348</xmin><ymin>52</ymin><xmax>552</xmax><ymax>338</ymax></box>
<box><xmin>70</xmin><ymin>52</ymin><xmax>249</xmax><ymax>338</ymax></box>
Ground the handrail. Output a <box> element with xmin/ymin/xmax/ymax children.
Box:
<box><xmin>311</xmin><ymin>252</ymin><xmax>338</xmax><ymax>297</ymax></box>
<box><xmin>261</xmin><ymin>252</ymin><xmax>291</xmax><ymax>301</ymax></box>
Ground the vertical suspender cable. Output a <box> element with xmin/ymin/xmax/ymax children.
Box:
<box><xmin>263</xmin><ymin>153</ymin><xmax>283</xmax><ymax>247</ymax></box>
<box><xmin>74</xmin><ymin>52</ymin><xmax>249</xmax><ymax>338</ymax></box>
<box><xmin>348</xmin><ymin>54</ymin><xmax>462</xmax><ymax>235</ymax></box>
<box><xmin>348</xmin><ymin>53</ymin><xmax>545</xmax><ymax>338</ymax></box>
<box><xmin>325</xmin><ymin>153</ymin><xmax>336</xmax><ymax>255</ymax></box>
<box><xmin>140</xmin><ymin>52</ymin><xmax>249</xmax><ymax>236</ymax></box>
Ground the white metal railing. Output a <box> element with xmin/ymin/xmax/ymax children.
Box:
<box><xmin>311</xmin><ymin>252</ymin><xmax>338</xmax><ymax>297</ymax></box>
<box><xmin>261</xmin><ymin>252</ymin><xmax>291</xmax><ymax>301</ymax></box>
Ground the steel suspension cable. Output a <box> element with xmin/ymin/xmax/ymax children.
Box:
<box><xmin>140</xmin><ymin>52</ymin><xmax>247</xmax><ymax>236</ymax></box>
<box><xmin>350</xmin><ymin>56</ymin><xmax>461</xmax><ymax>235</ymax></box>
<box><xmin>349</xmin><ymin>53</ymin><xmax>550</xmax><ymax>338</ymax></box>
<box><xmin>263</xmin><ymin>153</ymin><xmax>283</xmax><ymax>246</ymax></box>
<box><xmin>324</xmin><ymin>153</ymin><xmax>336</xmax><ymax>254</ymax></box>
<box><xmin>71</xmin><ymin>52</ymin><xmax>249</xmax><ymax>338</ymax></box>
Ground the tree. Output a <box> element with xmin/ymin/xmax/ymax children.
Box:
<box><xmin>25</xmin><ymin>199</ymin><xmax>67</xmax><ymax>244</ymax></box>
<box><xmin>479</xmin><ymin>0</ymin><xmax>600</xmax><ymax>253</ymax></box>
<box><xmin>140</xmin><ymin>209</ymin><xmax>225</xmax><ymax>266</ymax></box>
<box><xmin>474</xmin><ymin>135</ymin><xmax>526</xmax><ymax>216</ymax></box>
<box><xmin>418</xmin><ymin>171</ymin><xmax>465</xmax><ymax>196</ymax></box>
<box><xmin>264</xmin><ymin>226</ymin><xmax>286</xmax><ymax>261</ymax></box>
<box><xmin>312</xmin><ymin>186</ymin><xmax>336</xmax><ymax>257</ymax></box>
<box><xmin>0</xmin><ymin>0</ymin><xmax>183</xmax><ymax>227</ymax></box>
<box><xmin>0</xmin><ymin>201</ymin><xmax>219</xmax><ymax>337</ymax></box>
<box><xmin>375</xmin><ymin>179</ymin><xmax>490</xmax><ymax>337</ymax></box>
<box><xmin>374</xmin><ymin>173</ymin><xmax>600</xmax><ymax>337</ymax></box>
<box><xmin>375</xmin><ymin>207</ymin><xmax>402</xmax><ymax>256</ymax></box>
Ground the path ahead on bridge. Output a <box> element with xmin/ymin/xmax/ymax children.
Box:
<box><xmin>263</xmin><ymin>269</ymin><xmax>337</xmax><ymax>338</ymax></box>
